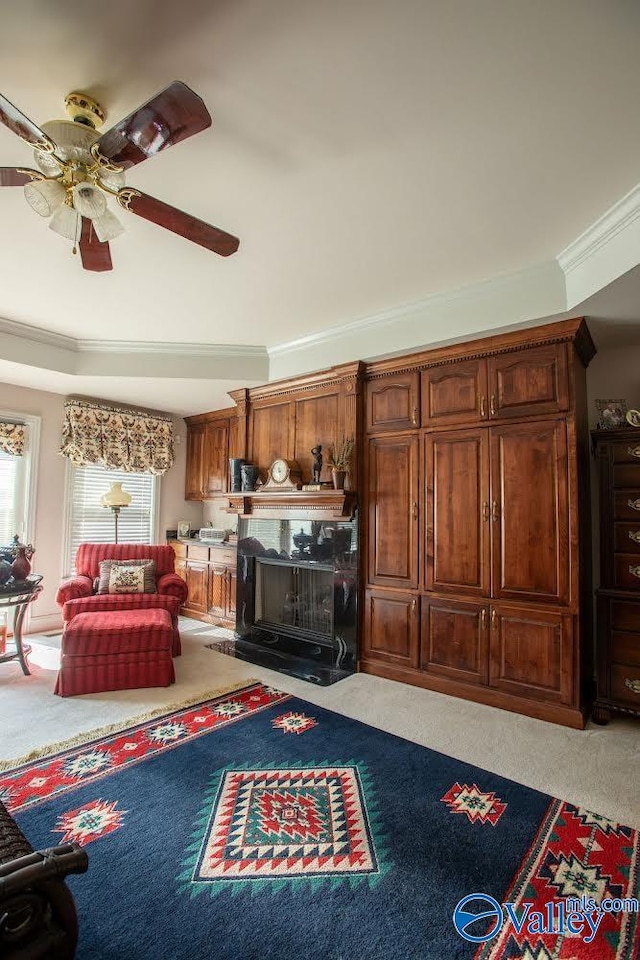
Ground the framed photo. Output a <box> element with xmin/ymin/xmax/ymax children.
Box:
<box><xmin>595</xmin><ymin>399</ymin><xmax>628</xmax><ymax>430</ymax></box>
<box><xmin>177</xmin><ymin>520</ymin><xmax>191</xmax><ymax>539</ymax></box>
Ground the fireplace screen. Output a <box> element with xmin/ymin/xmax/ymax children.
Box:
<box><xmin>255</xmin><ymin>558</ymin><xmax>334</xmax><ymax>640</ymax></box>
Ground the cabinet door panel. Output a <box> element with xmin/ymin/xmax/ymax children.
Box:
<box><xmin>185</xmin><ymin>424</ymin><xmax>205</xmax><ymax>500</ymax></box>
<box><xmin>226</xmin><ymin>566</ymin><xmax>237</xmax><ymax>618</ymax></box>
<box><xmin>426</xmin><ymin>429</ymin><xmax>490</xmax><ymax>595</ymax></box>
<box><xmin>421</xmin><ymin>360</ymin><xmax>488</xmax><ymax>427</ymax></box>
<box><xmin>366</xmin><ymin>372</ymin><xmax>419</xmax><ymax>432</ymax></box>
<box><xmin>363</xmin><ymin>589</ymin><xmax>419</xmax><ymax>667</ymax></box>
<box><xmin>488</xmin><ymin>344</ymin><xmax>568</xmax><ymax>419</ymax></box>
<box><xmin>208</xmin><ymin>565</ymin><xmax>228</xmax><ymax>617</ymax></box>
<box><xmin>203</xmin><ymin>422</ymin><xmax>229</xmax><ymax>496</ymax></box>
<box><xmin>491</xmin><ymin>421</ymin><xmax>569</xmax><ymax>604</ymax></box>
<box><xmin>421</xmin><ymin>597</ymin><xmax>488</xmax><ymax>684</ymax></box>
<box><xmin>184</xmin><ymin>562</ymin><xmax>209</xmax><ymax>614</ymax></box>
<box><xmin>367</xmin><ymin>435</ymin><xmax>419</xmax><ymax>587</ymax></box>
<box><xmin>489</xmin><ymin>604</ymin><xmax>573</xmax><ymax>704</ymax></box>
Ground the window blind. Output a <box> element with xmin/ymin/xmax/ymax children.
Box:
<box><xmin>66</xmin><ymin>464</ymin><xmax>158</xmax><ymax>574</ymax></box>
<box><xmin>0</xmin><ymin>450</ymin><xmax>20</xmax><ymax>544</ymax></box>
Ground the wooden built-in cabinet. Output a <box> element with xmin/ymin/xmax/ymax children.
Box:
<box><xmin>171</xmin><ymin>541</ymin><xmax>237</xmax><ymax>627</ymax></box>
<box><xmin>592</xmin><ymin>428</ymin><xmax>640</xmax><ymax>724</ymax></box>
<box><xmin>184</xmin><ymin>409</ymin><xmax>235</xmax><ymax>501</ymax></box>
<box><xmin>361</xmin><ymin>318</ymin><xmax>594</xmax><ymax>728</ymax></box>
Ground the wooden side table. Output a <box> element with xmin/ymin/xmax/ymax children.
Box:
<box><xmin>0</xmin><ymin>575</ymin><xmax>43</xmax><ymax>676</ymax></box>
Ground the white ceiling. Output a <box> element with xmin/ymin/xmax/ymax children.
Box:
<box><xmin>0</xmin><ymin>0</ymin><xmax>639</xmax><ymax>412</ymax></box>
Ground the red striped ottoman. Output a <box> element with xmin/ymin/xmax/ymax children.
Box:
<box><xmin>55</xmin><ymin>608</ymin><xmax>175</xmax><ymax>697</ymax></box>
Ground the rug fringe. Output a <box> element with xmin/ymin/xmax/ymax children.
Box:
<box><xmin>0</xmin><ymin>678</ymin><xmax>260</xmax><ymax>772</ymax></box>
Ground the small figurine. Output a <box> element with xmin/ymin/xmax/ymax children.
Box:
<box><xmin>311</xmin><ymin>445</ymin><xmax>323</xmax><ymax>483</ymax></box>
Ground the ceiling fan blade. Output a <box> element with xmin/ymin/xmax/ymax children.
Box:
<box><xmin>79</xmin><ymin>218</ymin><xmax>113</xmax><ymax>272</ymax></box>
<box><xmin>92</xmin><ymin>81</ymin><xmax>211</xmax><ymax>171</ymax></box>
<box><xmin>0</xmin><ymin>167</ymin><xmax>38</xmax><ymax>186</ymax></box>
<box><xmin>0</xmin><ymin>92</ymin><xmax>56</xmax><ymax>152</ymax></box>
<box><xmin>120</xmin><ymin>189</ymin><xmax>239</xmax><ymax>257</ymax></box>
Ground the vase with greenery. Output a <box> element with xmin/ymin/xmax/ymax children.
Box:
<box><xmin>327</xmin><ymin>435</ymin><xmax>354</xmax><ymax>489</ymax></box>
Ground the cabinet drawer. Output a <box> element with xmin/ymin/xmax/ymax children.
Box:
<box><xmin>613</xmin><ymin>554</ymin><xmax>640</xmax><ymax>590</ymax></box>
<box><xmin>610</xmin><ymin>599</ymin><xmax>640</xmax><ymax>632</ymax></box>
<box><xmin>187</xmin><ymin>544</ymin><xmax>210</xmax><ymax>562</ymax></box>
<box><xmin>610</xmin><ymin>664</ymin><xmax>640</xmax><ymax>706</ymax></box>
<box><xmin>613</xmin><ymin>492</ymin><xmax>640</xmax><ymax>520</ymax></box>
<box><xmin>611</xmin><ymin>631</ymin><xmax>640</xmax><ymax>667</ymax></box>
<box><xmin>210</xmin><ymin>547</ymin><xmax>236</xmax><ymax>566</ymax></box>
<box><xmin>614</xmin><ymin>524</ymin><xmax>640</xmax><ymax>554</ymax></box>
<box><xmin>612</xmin><ymin>463</ymin><xmax>640</xmax><ymax>489</ymax></box>
<box><xmin>612</xmin><ymin>441</ymin><xmax>640</xmax><ymax>464</ymax></box>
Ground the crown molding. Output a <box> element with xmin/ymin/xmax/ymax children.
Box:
<box><xmin>557</xmin><ymin>182</ymin><xmax>640</xmax><ymax>275</ymax></box>
<box><xmin>267</xmin><ymin>261</ymin><xmax>561</xmax><ymax>361</ymax></box>
<box><xmin>75</xmin><ymin>339</ymin><xmax>266</xmax><ymax>359</ymax></box>
<box><xmin>0</xmin><ymin>316</ymin><xmax>76</xmax><ymax>351</ymax></box>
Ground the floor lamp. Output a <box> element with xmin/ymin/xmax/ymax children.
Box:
<box><xmin>100</xmin><ymin>483</ymin><xmax>132</xmax><ymax>543</ymax></box>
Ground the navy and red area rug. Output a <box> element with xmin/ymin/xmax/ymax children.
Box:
<box><xmin>1</xmin><ymin>682</ymin><xmax>638</xmax><ymax>959</ymax></box>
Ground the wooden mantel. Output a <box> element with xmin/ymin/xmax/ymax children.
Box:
<box><xmin>226</xmin><ymin>490</ymin><xmax>357</xmax><ymax>520</ymax></box>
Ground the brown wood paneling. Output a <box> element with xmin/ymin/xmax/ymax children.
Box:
<box><xmin>487</xmin><ymin>344</ymin><xmax>569</xmax><ymax>419</ymax></box>
<box><xmin>421</xmin><ymin>360</ymin><xmax>487</xmax><ymax>427</ymax></box>
<box><xmin>366</xmin><ymin>372</ymin><xmax>419</xmax><ymax>432</ymax></box>
<box><xmin>367</xmin><ymin>434</ymin><xmax>419</xmax><ymax>587</ymax></box>
<box><xmin>490</xmin><ymin>420</ymin><xmax>569</xmax><ymax>604</ymax></box>
<box><xmin>421</xmin><ymin>596</ymin><xmax>488</xmax><ymax>684</ymax></box>
<box><xmin>185</xmin><ymin>423</ymin><xmax>205</xmax><ymax>499</ymax></box>
<box><xmin>208</xmin><ymin>564</ymin><xmax>228</xmax><ymax>618</ymax></box>
<box><xmin>426</xmin><ymin>429</ymin><xmax>490</xmax><ymax>595</ymax></box>
<box><xmin>293</xmin><ymin>393</ymin><xmax>340</xmax><ymax>484</ymax></box>
<box><xmin>489</xmin><ymin>604</ymin><xmax>573</xmax><ymax>704</ymax></box>
<box><xmin>363</xmin><ymin>589</ymin><xmax>419</xmax><ymax>667</ymax></box>
<box><xmin>249</xmin><ymin>401</ymin><xmax>294</xmax><ymax>472</ymax></box>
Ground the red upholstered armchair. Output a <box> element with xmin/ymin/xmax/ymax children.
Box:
<box><xmin>56</xmin><ymin>544</ymin><xmax>188</xmax><ymax>655</ymax></box>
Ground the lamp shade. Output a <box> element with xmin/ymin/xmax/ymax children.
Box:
<box><xmin>100</xmin><ymin>482</ymin><xmax>132</xmax><ymax>508</ymax></box>
<box><xmin>93</xmin><ymin>208</ymin><xmax>125</xmax><ymax>242</ymax></box>
<box><xmin>24</xmin><ymin>179</ymin><xmax>66</xmax><ymax>217</ymax></box>
<box><xmin>49</xmin><ymin>203</ymin><xmax>79</xmax><ymax>241</ymax></box>
<box><xmin>72</xmin><ymin>182</ymin><xmax>107</xmax><ymax>219</ymax></box>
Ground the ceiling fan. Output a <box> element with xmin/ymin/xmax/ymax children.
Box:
<box><xmin>0</xmin><ymin>81</ymin><xmax>240</xmax><ymax>271</ymax></box>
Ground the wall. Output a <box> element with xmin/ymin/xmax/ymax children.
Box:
<box><xmin>0</xmin><ymin>382</ymin><xmax>202</xmax><ymax>634</ymax></box>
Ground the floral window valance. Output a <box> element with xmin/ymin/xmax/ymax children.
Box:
<box><xmin>0</xmin><ymin>421</ymin><xmax>26</xmax><ymax>457</ymax></box>
<box><xmin>60</xmin><ymin>398</ymin><xmax>174</xmax><ymax>475</ymax></box>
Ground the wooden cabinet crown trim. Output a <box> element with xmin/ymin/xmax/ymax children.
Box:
<box><xmin>365</xmin><ymin>317</ymin><xmax>594</xmax><ymax>380</ymax></box>
<box><xmin>242</xmin><ymin>360</ymin><xmax>364</xmax><ymax>402</ymax></box>
<box><xmin>184</xmin><ymin>406</ymin><xmax>237</xmax><ymax>426</ymax></box>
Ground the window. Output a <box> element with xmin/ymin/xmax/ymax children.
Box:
<box><xmin>0</xmin><ymin>450</ymin><xmax>27</xmax><ymax>544</ymax></box>
<box><xmin>0</xmin><ymin>413</ymin><xmax>38</xmax><ymax>547</ymax></box>
<box><xmin>65</xmin><ymin>464</ymin><xmax>159</xmax><ymax>574</ymax></box>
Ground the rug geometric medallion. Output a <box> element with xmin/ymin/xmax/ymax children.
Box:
<box><xmin>1</xmin><ymin>681</ymin><xmax>637</xmax><ymax>960</ymax></box>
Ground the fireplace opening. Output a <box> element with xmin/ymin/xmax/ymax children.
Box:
<box><xmin>255</xmin><ymin>558</ymin><xmax>334</xmax><ymax>642</ymax></box>
<box><xmin>233</xmin><ymin>516</ymin><xmax>358</xmax><ymax>685</ymax></box>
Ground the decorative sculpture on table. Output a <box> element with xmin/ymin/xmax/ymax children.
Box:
<box><xmin>311</xmin><ymin>445</ymin><xmax>323</xmax><ymax>484</ymax></box>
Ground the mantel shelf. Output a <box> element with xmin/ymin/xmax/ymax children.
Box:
<box><xmin>226</xmin><ymin>489</ymin><xmax>357</xmax><ymax>520</ymax></box>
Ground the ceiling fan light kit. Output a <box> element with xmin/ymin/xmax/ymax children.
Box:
<box><xmin>0</xmin><ymin>81</ymin><xmax>240</xmax><ymax>271</ymax></box>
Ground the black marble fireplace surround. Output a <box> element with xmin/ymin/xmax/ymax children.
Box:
<box><xmin>233</xmin><ymin>516</ymin><xmax>358</xmax><ymax>685</ymax></box>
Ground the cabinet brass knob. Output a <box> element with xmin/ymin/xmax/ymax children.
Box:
<box><xmin>480</xmin><ymin>608</ymin><xmax>488</xmax><ymax>629</ymax></box>
<box><xmin>628</xmin><ymin>445</ymin><xmax>640</xmax><ymax>459</ymax></box>
<box><xmin>412</xmin><ymin>501</ymin><xmax>418</xmax><ymax>520</ymax></box>
<box><xmin>491</xmin><ymin>500</ymin><xmax>500</xmax><ymax>521</ymax></box>
<box><xmin>625</xmin><ymin>678</ymin><xmax>640</xmax><ymax>694</ymax></box>
<box><xmin>628</xmin><ymin>499</ymin><xmax>640</xmax><ymax>511</ymax></box>
<box><xmin>482</xmin><ymin>501</ymin><xmax>490</xmax><ymax>521</ymax></box>
<box><xmin>628</xmin><ymin>530</ymin><xmax>640</xmax><ymax>544</ymax></box>
<box><xmin>411</xmin><ymin>407</ymin><xmax>419</xmax><ymax>426</ymax></box>
<box><xmin>629</xmin><ymin>565</ymin><xmax>640</xmax><ymax>579</ymax></box>
<box><xmin>490</xmin><ymin>394</ymin><xmax>496</xmax><ymax>416</ymax></box>
<box><xmin>491</xmin><ymin>608</ymin><xmax>497</xmax><ymax>628</ymax></box>
<box><xmin>479</xmin><ymin>396</ymin><xmax>486</xmax><ymax>418</ymax></box>
<box><xmin>411</xmin><ymin>598</ymin><xmax>417</xmax><ymax>615</ymax></box>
